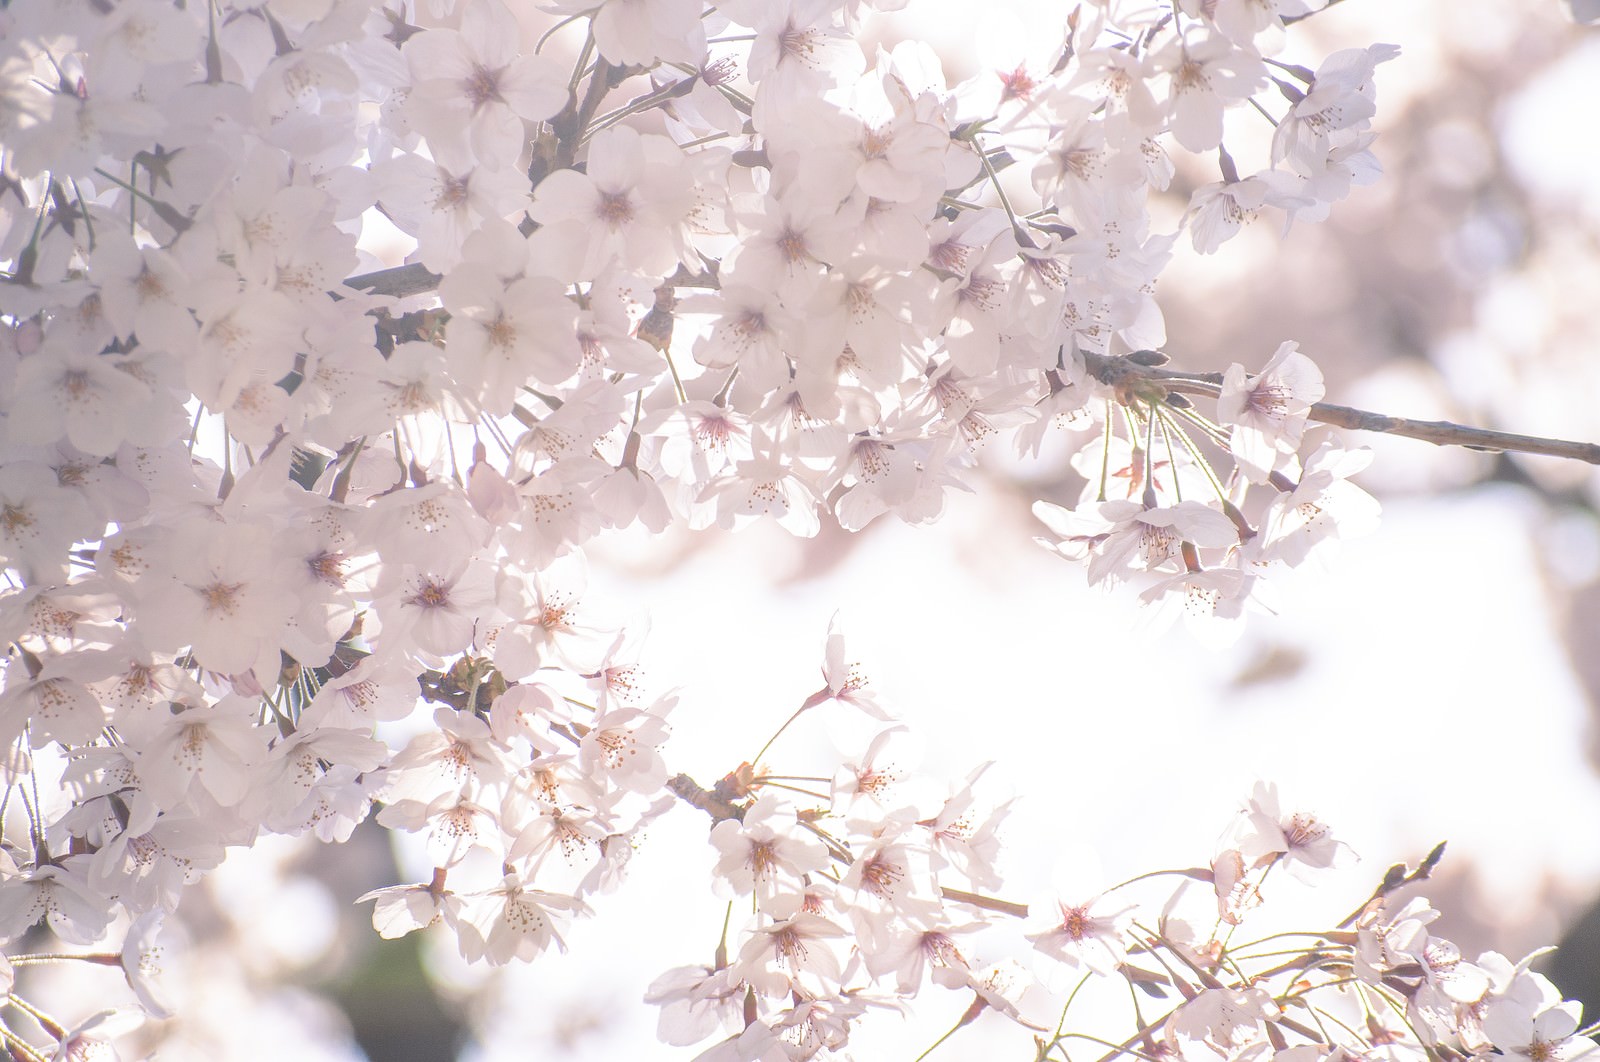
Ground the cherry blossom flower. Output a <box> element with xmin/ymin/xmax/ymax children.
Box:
<box><xmin>728</xmin><ymin>0</ymin><xmax>866</xmax><ymax>127</ymax></box>
<box><xmin>546</xmin><ymin>0</ymin><xmax>706</xmax><ymax>67</ymax></box>
<box><xmin>1152</xmin><ymin>29</ymin><xmax>1268</xmax><ymax>153</ymax></box>
<box><xmin>1186</xmin><ymin>170</ymin><xmax>1311</xmax><ymax>254</ymax></box>
<box><xmin>696</xmin><ymin>446</ymin><xmax>824</xmax><ymax>537</ymax></box>
<box><xmin>454</xmin><ymin>872</ymin><xmax>589</xmax><ymax>964</ymax></box>
<box><xmin>819</xmin><ymin>613</ymin><xmax>895</xmax><ymax>722</ymax></box>
<box><xmin>119</xmin><ymin>911</ymin><xmax>175</xmax><ymax>1019</ymax></box>
<box><xmin>527</xmin><ymin>126</ymin><xmax>698</xmax><ymax>281</ymax></box>
<box><xmin>644</xmin><ymin>965</ymin><xmax>747</xmax><ymax>1047</ymax></box>
<box><xmin>1024</xmin><ymin>891</ymin><xmax>1136</xmax><ymax>982</ymax></box>
<box><xmin>133</xmin><ymin>522</ymin><xmax>302</xmax><ymax>679</ymax></box>
<box><xmin>403</xmin><ymin>0</ymin><xmax>567</xmax><ymax>170</ymax></box>
<box><xmin>365</xmin><ymin>482</ymin><xmax>491</xmax><ymax>570</ymax></box>
<box><xmin>831</xmin><ymin>726</ymin><xmax>936</xmax><ymax>823</ymax></box>
<box><xmin>8</xmin><ymin>341</ymin><xmax>153</xmax><ymax>456</ymax></box>
<box><xmin>357</xmin><ymin>877</ymin><xmax>463</xmax><ymax>940</ymax></box>
<box><xmin>0</xmin><ymin>461</ymin><xmax>100</xmax><ymax>583</ymax></box>
<box><xmin>1272</xmin><ymin>45</ymin><xmax>1401</xmax><ymax>176</ymax></box>
<box><xmin>1476</xmin><ymin>964</ymin><xmax>1597</xmax><ymax>1062</ymax></box>
<box><xmin>0</xmin><ymin>858</ymin><xmax>113</xmax><ymax>945</ymax></box>
<box><xmin>1230</xmin><ymin>780</ymin><xmax>1352</xmax><ymax>882</ymax></box>
<box><xmin>922</xmin><ymin>763</ymin><xmax>1011</xmax><ymax>891</ymax></box>
<box><xmin>438</xmin><ymin>255</ymin><xmax>583</xmax><ymax>415</ymax></box>
<box><xmin>380</xmin><ymin>707</ymin><xmax>512</xmax><ymax>808</ymax></box>
<box><xmin>370</xmin><ymin>560</ymin><xmax>498</xmax><ymax>666</ymax></box>
<box><xmin>579</xmin><ymin>695</ymin><xmax>674</xmax><ymax>794</ymax></box>
<box><xmin>1256</xmin><ymin>442</ymin><xmax>1381</xmax><ymax>568</ymax></box>
<box><xmin>1034</xmin><ymin>498</ymin><xmax>1241</xmax><ymax>588</ymax></box>
<box><xmin>731</xmin><ymin>902</ymin><xmax>849</xmax><ymax>998</ymax></box>
<box><xmin>1166</xmin><ymin>985</ymin><xmax>1283</xmax><ymax>1062</ymax></box>
<box><xmin>837</xmin><ymin>825</ymin><xmax>944</xmax><ymax>943</ymax></box>
<box><xmin>1219</xmin><ymin>341</ymin><xmax>1326</xmax><ymax>480</ymax></box>
<box><xmin>492</xmin><ymin>556</ymin><xmax>611</xmax><ymax>677</ymax></box>
<box><xmin>709</xmin><ymin>793</ymin><xmax>830</xmax><ymax>913</ymax></box>
<box><xmin>862</xmin><ymin>917</ymin><xmax>984</xmax><ymax>994</ymax></box>
<box><xmin>128</xmin><ymin>696</ymin><xmax>269</xmax><ymax>811</ymax></box>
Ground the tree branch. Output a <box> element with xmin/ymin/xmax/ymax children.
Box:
<box><xmin>1307</xmin><ymin>403</ymin><xmax>1600</xmax><ymax>464</ymax></box>
<box><xmin>940</xmin><ymin>886</ymin><xmax>1029</xmax><ymax>918</ymax></box>
<box><xmin>666</xmin><ymin>772</ymin><xmax>744</xmax><ymax>822</ymax></box>
<box><xmin>344</xmin><ymin>262</ymin><xmax>443</xmax><ymax>300</ymax></box>
<box><xmin>1084</xmin><ymin>353</ymin><xmax>1600</xmax><ymax>465</ymax></box>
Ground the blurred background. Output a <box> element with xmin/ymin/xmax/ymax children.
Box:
<box><xmin>35</xmin><ymin>0</ymin><xmax>1600</xmax><ymax>1058</ymax></box>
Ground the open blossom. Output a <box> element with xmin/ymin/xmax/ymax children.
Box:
<box><xmin>1218</xmin><ymin>341</ymin><xmax>1326</xmax><ymax>481</ymax></box>
<box><xmin>696</xmin><ymin>448</ymin><xmax>824</xmax><ymax>537</ymax></box>
<box><xmin>644</xmin><ymin>965</ymin><xmax>746</xmax><ymax>1047</ymax></box>
<box><xmin>357</xmin><ymin>879</ymin><xmax>464</xmax><ymax>941</ymax></box>
<box><xmin>837</xmin><ymin>824</ymin><xmax>944</xmax><ymax>940</ymax></box>
<box><xmin>1228</xmin><ymin>780</ymin><xmax>1352</xmax><ymax>882</ymax></box>
<box><xmin>439</xmin><ymin>260</ymin><xmax>583</xmax><ymax>415</ymax></box>
<box><xmin>863</xmin><ymin>917</ymin><xmax>983</xmax><ymax>994</ymax></box>
<box><xmin>832</xmin><ymin>726</ymin><xmax>936</xmax><ymax>823</ymax></box>
<box><xmin>1152</xmin><ymin>28</ymin><xmax>1268</xmax><ymax>153</ymax></box>
<box><xmin>7</xmin><ymin>341</ymin><xmax>152</xmax><ymax>456</ymax></box>
<box><xmin>454</xmin><ymin>872</ymin><xmax>589</xmax><ymax>964</ymax></box>
<box><xmin>527</xmin><ymin>126</ymin><xmax>698</xmax><ymax>280</ymax></box>
<box><xmin>820</xmin><ymin>613</ymin><xmax>894</xmax><ymax>721</ymax></box>
<box><xmin>403</xmin><ymin>0</ymin><xmax>567</xmax><ymax>169</ymax></box>
<box><xmin>126</xmin><ymin>696</ymin><xmax>269</xmax><ymax>811</ymax></box>
<box><xmin>1139</xmin><ymin>565</ymin><xmax>1253</xmax><ymax>647</ymax></box>
<box><xmin>1482</xmin><ymin>993</ymin><xmax>1595</xmax><ymax>1062</ymax></box>
<box><xmin>731</xmin><ymin>902</ymin><xmax>849</xmax><ymax>999</ymax></box>
<box><xmin>1256</xmin><ymin>442</ymin><xmax>1381</xmax><ymax>568</ymax></box>
<box><xmin>578</xmin><ymin>695</ymin><xmax>674</xmax><ymax>794</ymax></box>
<box><xmin>1272</xmin><ymin>45</ymin><xmax>1401</xmax><ymax>176</ymax></box>
<box><xmin>1034</xmin><ymin>498</ymin><xmax>1240</xmax><ymax>588</ymax></box>
<box><xmin>0</xmin><ymin>859</ymin><xmax>112</xmax><ymax>945</ymax></box>
<box><xmin>1024</xmin><ymin>892</ymin><xmax>1136</xmax><ymax>983</ymax></box>
<box><xmin>370</xmin><ymin>560</ymin><xmax>499</xmax><ymax>666</ymax></box>
<box><xmin>709</xmin><ymin>793</ymin><xmax>829</xmax><ymax>912</ymax></box>
<box><xmin>1167</xmin><ymin>985</ymin><xmax>1283</xmax><ymax>1062</ymax></box>
<box><xmin>1186</xmin><ymin>170</ymin><xmax>1311</xmax><ymax>254</ymax></box>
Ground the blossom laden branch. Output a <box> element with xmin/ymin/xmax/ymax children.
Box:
<box><xmin>1087</xmin><ymin>352</ymin><xmax>1600</xmax><ymax>464</ymax></box>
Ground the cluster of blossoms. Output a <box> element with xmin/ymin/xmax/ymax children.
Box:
<box><xmin>0</xmin><ymin>0</ymin><xmax>1588</xmax><ymax>1056</ymax></box>
<box><xmin>646</xmin><ymin>726</ymin><xmax>1600</xmax><ymax>1062</ymax></box>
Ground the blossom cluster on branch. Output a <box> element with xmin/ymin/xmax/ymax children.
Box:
<box><xmin>0</xmin><ymin>0</ymin><xmax>1594</xmax><ymax>1056</ymax></box>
